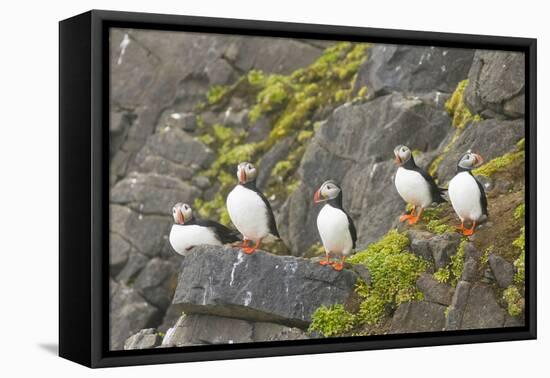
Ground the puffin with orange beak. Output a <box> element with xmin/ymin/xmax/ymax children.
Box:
<box><xmin>226</xmin><ymin>162</ymin><xmax>280</xmax><ymax>254</ymax></box>
<box><xmin>448</xmin><ymin>151</ymin><xmax>488</xmax><ymax>236</ymax></box>
<box><xmin>393</xmin><ymin>145</ymin><xmax>446</xmax><ymax>225</ymax></box>
<box><xmin>169</xmin><ymin>203</ymin><xmax>241</xmax><ymax>255</ymax></box>
<box><xmin>314</xmin><ymin>180</ymin><xmax>357</xmax><ymax>271</ymax></box>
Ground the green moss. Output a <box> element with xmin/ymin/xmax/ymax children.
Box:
<box><xmin>195</xmin><ymin>42</ymin><xmax>370</xmax><ymax>225</ymax></box>
<box><xmin>513</xmin><ymin>226</ymin><xmax>525</xmax><ymax>286</ymax></box>
<box><xmin>503</xmin><ymin>286</ymin><xmax>524</xmax><ymax>317</ymax></box>
<box><xmin>445</xmin><ymin>80</ymin><xmax>481</xmax><ymax>129</ymax></box>
<box><xmin>481</xmin><ymin>245</ymin><xmax>494</xmax><ymax>266</ymax></box>
<box><xmin>514</xmin><ymin>203</ymin><xmax>525</xmax><ymax>221</ymax></box>
<box><xmin>348</xmin><ymin>230</ymin><xmax>427</xmax><ymax>325</ymax></box>
<box><xmin>308</xmin><ymin>304</ymin><xmax>356</xmax><ymax>337</ymax></box>
<box><xmin>426</xmin><ymin>219</ymin><xmax>453</xmax><ymax>234</ymax></box>
<box><xmin>206</xmin><ymin>85</ymin><xmax>231</xmax><ymax>105</ymax></box>
<box><xmin>473</xmin><ymin>150</ymin><xmax>525</xmax><ymax>177</ymax></box>
<box><xmin>516</xmin><ymin>138</ymin><xmax>525</xmax><ymax>150</ymax></box>
<box><xmin>432</xmin><ymin>239</ymin><xmax>466</xmax><ymax>286</ymax></box>
<box><xmin>356</xmin><ymin>294</ymin><xmax>386</xmax><ymax>325</ymax></box>
<box><xmin>450</xmin><ymin>240</ymin><xmax>466</xmax><ymax>286</ymax></box>
<box><xmin>433</xmin><ymin>267</ymin><xmax>451</xmax><ymax>283</ymax></box>
<box><xmin>357</xmin><ymin>86</ymin><xmax>368</xmax><ymax>98</ymax></box>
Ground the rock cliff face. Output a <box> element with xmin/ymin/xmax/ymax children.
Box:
<box><xmin>109</xmin><ymin>30</ymin><xmax>526</xmax><ymax>350</ymax></box>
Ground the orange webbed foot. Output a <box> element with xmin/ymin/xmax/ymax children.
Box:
<box><xmin>408</xmin><ymin>208</ymin><xmax>423</xmax><ymax>225</ymax></box>
<box><xmin>399</xmin><ymin>214</ymin><xmax>413</xmax><ymax>222</ymax></box>
<box><xmin>242</xmin><ymin>240</ymin><xmax>260</xmax><ymax>254</ymax></box>
<box><xmin>332</xmin><ymin>263</ymin><xmax>344</xmax><ymax>271</ymax></box>
<box><xmin>242</xmin><ymin>247</ymin><xmax>257</xmax><ymax>254</ymax></box>
<box><xmin>462</xmin><ymin>222</ymin><xmax>476</xmax><ymax>236</ymax></box>
<box><xmin>319</xmin><ymin>259</ymin><xmax>332</xmax><ymax>266</ymax></box>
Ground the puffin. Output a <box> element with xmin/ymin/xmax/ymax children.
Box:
<box><xmin>314</xmin><ymin>180</ymin><xmax>357</xmax><ymax>271</ymax></box>
<box><xmin>448</xmin><ymin>151</ymin><xmax>488</xmax><ymax>236</ymax></box>
<box><xmin>169</xmin><ymin>203</ymin><xmax>240</xmax><ymax>255</ymax></box>
<box><xmin>226</xmin><ymin>162</ymin><xmax>280</xmax><ymax>254</ymax></box>
<box><xmin>393</xmin><ymin>145</ymin><xmax>446</xmax><ymax>224</ymax></box>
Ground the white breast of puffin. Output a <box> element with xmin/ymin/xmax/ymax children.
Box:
<box><xmin>226</xmin><ymin>185</ymin><xmax>270</xmax><ymax>241</ymax></box>
<box><xmin>316</xmin><ymin>204</ymin><xmax>353</xmax><ymax>255</ymax></box>
<box><xmin>169</xmin><ymin>224</ymin><xmax>222</xmax><ymax>255</ymax></box>
<box><xmin>394</xmin><ymin>167</ymin><xmax>432</xmax><ymax>208</ymax></box>
<box><xmin>448</xmin><ymin>172</ymin><xmax>482</xmax><ymax>222</ymax></box>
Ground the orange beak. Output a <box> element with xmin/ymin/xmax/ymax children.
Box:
<box><xmin>239</xmin><ymin>168</ymin><xmax>247</xmax><ymax>184</ymax></box>
<box><xmin>176</xmin><ymin>209</ymin><xmax>185</xmax><ymax>225</ymax></box>
<box><xmin>313</xmin><ymin>189</ymin><xmax>322</xmax><ymax>203</ymax></box>
<box><xmin>394</xmin><ymin>153</ymin><xmax>401</xmax><ymax>165</ymax></box>
<box><xmin>473</xmin><ymin>153</ymin><xmax>484</xmax><ymax>166</ymax></box>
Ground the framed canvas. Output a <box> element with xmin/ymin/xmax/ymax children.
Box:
<box><xmin>59</xmin><ymin>10</ymin><xmax>537</xmax><ymax>368</ymax></box>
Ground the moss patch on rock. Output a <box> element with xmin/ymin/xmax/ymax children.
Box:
<box><xmin>503</xmin><ymin>286</ymin><xmax>524</xmax><ymax>317</ymax></box>
<box><xmin>308</xmin><ymin>304</ymin><xmax>356</xmax><ymax>337</ymax></box>
<box><xmin>474</xmin><ymin>138</ymin><xmax>525</xmax><ymax>177</ymax></box>
<box><xmin>445</xmin><ymin>79</ymin><xmax>482</xmax><ymax>130</ymax></box>
<box><xmin>194</xmin><ymin>42</ymin><xmax>370</xmax><ymax>225</ymax></box>
<box><xmin>348</xmin><ymin>230</ymin><xmax>427</xmax><ymax>325</ymax></box>
<box><xmin>433</xmin><ymin>239</ymin><xmax>466</xmax><ymax>287</ymax></box>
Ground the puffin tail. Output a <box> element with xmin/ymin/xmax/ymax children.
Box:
<box><xmin>437</xmin><ymin>187</ymin><xmax>448</xmax><ymax>203</ymax></box>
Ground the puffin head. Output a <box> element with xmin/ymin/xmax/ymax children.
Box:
<box><xmin>314</xmin><ymin>180</ymin><xmax>341</xmax><ymax>203</ymax></box>
<box><xmin>393</xmin><ymin>145</ymin><xmax>412</xmax><ymax>165</ymax></box>
<box><xmin>172</xmin><ymin>203</ymin><xmax>193</xmax><ymax>225</ymax></box>
<box><xmin>457</xmin><ymin>151</ymin><xmax>484</xmax><ymax>171</ymax></box>
<box><xmin>237</xmin><ymin>162</ymin><xmax>257</xmax><ymax>184</ymax></box>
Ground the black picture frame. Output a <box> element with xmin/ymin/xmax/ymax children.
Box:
<box><xmin>59</xmin><ymin>9</ymin><xmax>537</xmax><ymax>368</ymax></box>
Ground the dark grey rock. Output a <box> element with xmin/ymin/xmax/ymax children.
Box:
<box><xmin>390</xmin><ymin>301</ymin><xmax>446</xmax><ymax>333</ymax></box>
<box><xmin>110</xmin><ymin>283</ymin><xmax>161</xmax><ymax>350</ymax></box>
<box><xmin>157</xmin><ymin>304</ymin><xmax>186</xmax><ymax>333</ymax></box>
<box><xmin>224</xmin><ymin>38</ymin><xmax>324</xmax><ymax>75</ymax></box>
<box><xmin>162</xmin><ymin>314</ymin><xmax>253</xmax><ymax>347</ymax></box>
<box><xmin>488</xmin><ymin>255</ymin><xmax>515</xmax><ymax>288</ymax></box>
<box><xmin>246</xmin><ymin>116</ymin><xmax>272</xmax><ymax>144</ymax></box>
<box><xmin>354</xmin><ymin>45</ymin><xmax>474</xmax><ymax>97</ymax></box>
<box><xmin>204</xmin><ymin>58</ymin><xmax>238</xmax><ymax>85</ymax></box>
<box><xmin>111</xmin><ymin>172</ymin><xmax>200</xmax><ymax>215</ymax></box>
<box><xmin>430</xmin><ymin>233</ymin><xmax>462</xmax><ymax>270</ymax></box>
<box><xmin>110</xmin><ymin>205</ymin><xmax>170</xmax><ymax>258</ymax></box>
<box><xmin>461</xmin><ymin>242</ymin><xmax>481</xmax><ymax>282</ymax></box>
<box><xmin>160</xmin><ymin>112</ymin><xmax>198</xmax><ymax>133</ymax></box>
<box><xmin>462</xmin><ymin>258</ymin><xmax>480</xmax><ymax>282</ymax></box>
<box><xmin>124</xmin><ymin>329</ymin><xmax>161</xmax><ymax>350</ymax></box>
<box><xmin>504</xmin><ymin>314</ymin><xmax>525</xmax><ymax>327</ymax></box>
<box><xmin>109</xmin><ymin>233</ymin><xmax>130</xmax><ymax>276</ymax></box>
<box><xmin>222</xmin><ymin>107</ymin><xmax>249</xmax><ymax>127</ymax></box>
<box><xmin>133</xmin><ymin>128</ymin><xmax>214</xmax><ymax>172</ymax></box>
<box><xmin>116</xmin><ymin>250</ymin><xmax>149</xmax><ymax>284</ymax></box>
<box><xmin>408</xmin><ymin>230</ymin><xmax>434</xmax><ymax>262</ymax></box>
<box><xmin>172</xmin><ymin>246</ymin><xmax>358</xmax><ymax>327</ymax></box>
<box><xmin>445</xmin><ymin>280</ymin><xmax>471</xmax><ymax>330</ymax></box>
<box><xmin>191</xmin><ymin>176</ymin><xmax>211</xmax><ymax>190</ymax></box>
<box><xmin>351</xmin><ymin>264</ymin><xmax>372</xmax><ymax>285</ymax></box>
<box><xmin>460</xmin><ymin>283</ymin><xmax>507</xmax><ymax>329</ymax></box>
<box><xmin>416</xmin><ymin>273</ymin><xmax>454</xmax><ymax>306</ymax></box>
<box><xmin>134</xmin><ymin>258</ymin><xmax>177</xmax><ymax>308</ymax></box>
<box><xmin>464</xmin><ymin>51</ymin><xmax>525</xmax><ymax>118</ymax></box>
<box><xmin>435</xmin><ymin>118</ymin><xmax>525</xmax><ymax>183</ymax></box>
<box><xmin>253</xmin><ymin>322</ymin><xmax>308</xmax><ymax>342</ymax></box>
<box><xmin>256</xmin><ymin>138</ymin><xmax>293</xmax><ymax>191</ymax></box>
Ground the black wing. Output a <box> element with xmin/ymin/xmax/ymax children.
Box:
<box><xmin>411</xmin><ymin>166</ymin><xmax>447</xmax><ymax>203</ymax></box>
<box><xmin>258</xmin><ymin>191</ymin><xmax>280</xmax><ymax>238</ymax></box>
<box><xmin>243</xmin><ymin>182</ymin><xmax>280</xmax><ymax>237</ymax></box>
<box><xmin>195</xmin><ymin>219</ymin><xmax>241</xmax><ymax>244</ymax></box>
<box><xmin>344</xmin><ymin>210</ymin><xmax>357</xmax><ymax>249</ymax></box>
<box><xmin>473</xmin><ymin>176</ymin><xmax>489</xmax><ymax>216</ymax></box>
